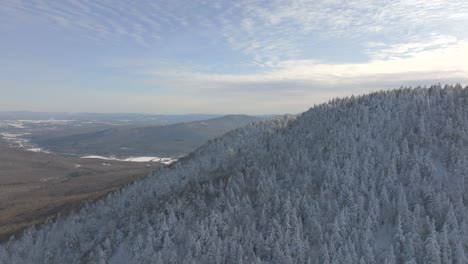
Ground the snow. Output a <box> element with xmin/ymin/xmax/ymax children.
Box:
<box><xmin>125</xmin><ymin>157</ymin><xmax>159</xmax><ymax>162</ymax></box>
<box><xmin>18</xmin><ymin>119</ymin><xmax>74</xmax><ymax>124</ymax></box>
<box><xmin>81</xmin><ymin>155</ymin><xmax>116</xmax><ymax>161</ymax></box>
<box><xmin>0</xmin><ymin>132</ymin><xmax>30</xmax><ymax>138</ymax></box>
<box><xmin>1</xmin><ymin>130</ymin><xmax>177</xmax><ymax>165</ymax></box>
<box><xmin>0</xmin><ymin>133</ymin><xmax>39</xmax><ymax>151</ymax></box>
<box><xmin>27</xmin><ymin>147</ymin><xmax>45</xmax><ymax>152</ymax></box>
<box><xmin>9</xmin><ymin>123</ymin><xmax>25</xmax><ymax>128</ymax></box>
<box><xmin>0</xmin><ymin>132</ymin><xmax>53</xmax><ymax>153</ymax></box>
<box><xmin>40</xmin><ymin>177</ymin><xmax>55</xmax><ymax>182</ymax></box>
<box><xmin>81</xmin><ymin>155</ymin><xmax>178</xmax><ymax>164</ymax></box>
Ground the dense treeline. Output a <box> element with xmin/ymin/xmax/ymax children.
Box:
<box><xmin>1</xmin><ymin>85</ymin><xmax>467</xmax><ymax>263</ymax></box>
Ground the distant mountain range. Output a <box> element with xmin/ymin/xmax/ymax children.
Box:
<box><xmin>0</xmin><ymin>111</ymin><xmax>222</xmax><ymax>127</ymax></box>
<box><xmin>31</xmin><ymin>115</ymin><xmax>260</xmax><ymax>158</ymax></box>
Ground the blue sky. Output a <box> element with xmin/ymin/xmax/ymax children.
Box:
<box><xmin>1</xmin><ymin>0</ymin><xmax>468</xmax><ymax>114</ymax></box>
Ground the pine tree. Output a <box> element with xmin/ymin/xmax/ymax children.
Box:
<box><xmin>423</xmin><ymin>220</ymin><xmax>441</xmax><ymax>264</ymax></box>
<box><xmin>439</xmin><ymin>225</ymin><xmax>452</xmax><ymax>264</ymax></box>
<box><xmin>384</xmin><ymin>245</ymin><xmax>396</xmax><ymax>264</ymax></box>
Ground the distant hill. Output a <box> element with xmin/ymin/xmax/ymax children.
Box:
<box><xmin>0</xmin><ymin>111</ymin><xmax>221</xmax><ymax>128</ymax></box>
<box><xmin>32</xmin><ymin>115</ymin><xmax>260</xmax><ymax>157</ymax></box>
<box><xmin>0</xmin><ymin>111</ymin><xmax>220</xmax><ymax>125</ymax></box>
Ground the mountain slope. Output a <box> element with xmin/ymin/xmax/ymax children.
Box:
<box><xmin>32</xmin><ymin>115</ymin><xmax>259</xmax><ymax>157</ymax></box>
<box><xmin>1</xmin><ymin>85</ymin><xmax>467</xmax><ymax>264</ymax></box>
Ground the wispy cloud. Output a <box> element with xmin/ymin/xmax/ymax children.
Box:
<box><xmin>366</xmin><ymin>35</ymin><xmax>459</xmax><ymax>60</ymax></box>
<box><xmin>2</xmin><ymin>0</ymin><xmax>192</xmax><ymax>45</ymax></box>
<box><xmin>136</xmin><ymin>40</ymin><xmax>468</xmax><ymax>96</ymax></box>
<box><xmin>4</xmin><ymin>0</ymin><xmax>468</xmax><ymax>60</ymax></box>
<box><xmin>210</xmin><ymin>0</ymin><xmax>468</xmax><ymax>64</ymax></box>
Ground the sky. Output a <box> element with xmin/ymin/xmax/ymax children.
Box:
<box><xmin>1</xmin><ymin>0</ymin><xmax>468</xmax><ymax>114</ymax></box>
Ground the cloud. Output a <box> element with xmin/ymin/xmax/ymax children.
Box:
<box><xmin>236</xmin><ymin>2</ymin><xmax>466</xmax><ymax>41</ymax></box>
<box><xmin>2</xmin><ymin>0</ymin><xmax>468</xmax><ymax>114</ymax></box>
<box><xmin>366</xmin><ymin>35</ymin><xmax>459</xmax><ymax>60</ymax></box>
<box><xmin>3</xmin><ymin>0</ymin><xmax>468</xmax><ymax>62</ymax></box>
<box><xmin>1</xmin><ymin>0</ymin><xmax>191</xmax><ymax>45</ymax></box>
<box><xmin>138</xmin><ymin>40</ymin><xmax>468</xmax><ymax>90</ymax></box>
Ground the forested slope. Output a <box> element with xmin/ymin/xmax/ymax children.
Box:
<box><xmin>1</xmin><ymin>85</ymin><xmax>467</xmax><ymax>264</ymax></box>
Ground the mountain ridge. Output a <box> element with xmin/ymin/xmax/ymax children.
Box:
<box><xmin>31</xmin><ymin>114</ymin><xmax>260</xmax><ymax>158</ymax></box>
<box><xmin>2</xmin><ymin>85</ymin><xmax>467</xmax><ymax>263</ymax></box>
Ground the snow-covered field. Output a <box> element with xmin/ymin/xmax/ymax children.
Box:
<box><xmin>1</xmin><ymin>132</ymin><xmax>177</xmax><ymax>165</ymax></box>
<box><xmin>81</xmin><ymin>155</ymin><xmax>178</xmax><ymax>164</ymax></box>
<box><xmin>1</xmin><ymin>132</ymin><xmax>32</xmax><ymax>148</ymax></box>
<box><xmin>17</xmin><ymin>119</ymin><xmax>75</xmax><ymax>124</ymax></box>
<box><xmin>0</xmin><ymin>132</ymin><xmax>52</xmax><ymax>153</ymax></box>
<box><xmin>0</xmin><ymin>119</ymin><xmax>75</xmax><ymax>129</ymax></box>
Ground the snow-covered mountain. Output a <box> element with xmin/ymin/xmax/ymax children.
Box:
<box><xmin>1</xmin><ymin>85</ymin><xmax>467</xmax><ymax>263</ymax></box>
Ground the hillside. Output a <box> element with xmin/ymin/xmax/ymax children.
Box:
<box><xmin>1</xmin><ymin>85</ymin><xmax>467</xmax><ymax>263</ymax></box>
<box><xmin>31</xmin><ymin>115</ymin><xmax>259</xmax><ymax>158</ymax></box>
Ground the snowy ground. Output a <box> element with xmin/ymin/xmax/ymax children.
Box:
<box><xmin>0</xmin><ymin>133</ymin><xmax>51</xmax><ymax>153</ymax></box>
<box><xmin>1</xmin><ymin>133</ymin><xmax>177</xmax><ymax>165</ymax></box>
<box><xmin>81</xmin><ymin>155</ymin><xmax>178</xmax><ymax>164</ymax></box>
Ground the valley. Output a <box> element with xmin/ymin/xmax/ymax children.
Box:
<box><xmin>0</xmin><ymin>142</ymin><xmax>159</xmax><ymax>243</ymax></box>
<box><xmin>28</xmin><ymin>114</ymin><xmax>260</xmax><ymax>158</ymax></box>
<box><xmin>0</xmin><ymin>113</ymin><xmax>259</xmax><ymax>243</ymax></box>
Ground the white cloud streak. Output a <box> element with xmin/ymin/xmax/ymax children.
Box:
<box><xmin>131</xmin><ymin>40</ymin><xmax>468</xmax><ymax>113</ymax></box>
